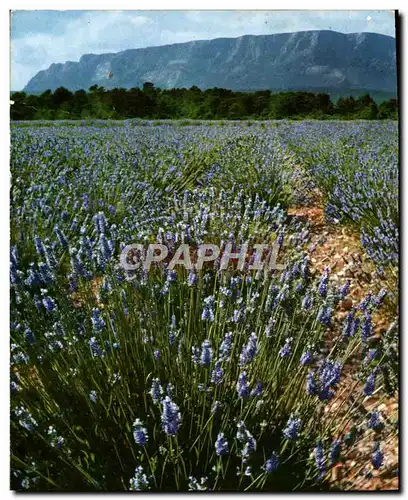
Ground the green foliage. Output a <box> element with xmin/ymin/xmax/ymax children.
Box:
<box><xmin>377</xmin><ymin>99</ymin><xmax>398</xmax><ymax>120</ymax></box>
<box><xmin>10</xmin><ymin>122</ymin><xmax>399</xmax><ymax>491</ymax></box>
<box><xmin>11</xmin><ymin>85</ymin><xmax>398</xmax><ymax>121</ymax></box>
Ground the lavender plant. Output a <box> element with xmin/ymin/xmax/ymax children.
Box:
<box><xmin>10</xmin><ymin>121</ymin><xmax>398</xmax><ymax>491</ymax></box>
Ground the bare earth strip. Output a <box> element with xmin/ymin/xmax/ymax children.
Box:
<box><xmin>288</xmin><ymin>201</ymin><xmax>399</xmax><ymax>491</ymax></box>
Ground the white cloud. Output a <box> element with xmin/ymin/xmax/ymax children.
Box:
<box><xmin>11</xmin><ymin>11</ymin><xmax>155</xmax><ymax>89</ymax></box>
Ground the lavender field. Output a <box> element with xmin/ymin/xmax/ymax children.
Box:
<box><xmin>10</xmin><ymin>120</ymin><xmax>399</xmax><ymax>491</ymax></box>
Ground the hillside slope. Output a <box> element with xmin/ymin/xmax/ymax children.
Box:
<box><xmin>24</xmin><ymin>30</ymin><xmax>397</xmax><ymax>93</ymax></box>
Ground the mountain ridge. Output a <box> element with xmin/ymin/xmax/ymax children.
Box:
<box><xmin>24</xmin><ymin>30</ymin><xmax>397</xmax><ymax>93</ymax></box>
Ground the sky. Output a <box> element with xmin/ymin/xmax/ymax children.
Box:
<box><xmin>10</xmin><ymin>10</ymin><xmax>396</xmax><ymax>90</ymax></box>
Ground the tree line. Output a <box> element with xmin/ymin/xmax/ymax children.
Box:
<box><xmin>11</xmin><ymin>82</ymin><xmax>398</xmax><ymax>121</ymax></box>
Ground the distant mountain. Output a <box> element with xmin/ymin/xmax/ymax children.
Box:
<box><xmin>24</xmin><ymin>30</ymin><xmax>397</xmax><ymax>94</ymax></box>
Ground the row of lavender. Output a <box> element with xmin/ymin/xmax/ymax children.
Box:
<box><xmin>278</xmin><ymin>121</ymin><xmax>399</xmax><ymax>281</ymax></box>
<box><xmin>10</xmin><ymin>121</ymin><xmax>398</xmax><ymax>491</ymax></box>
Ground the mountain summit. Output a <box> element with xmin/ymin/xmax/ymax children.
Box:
<box><xmin>24</xmin><ymin>30</ymin><xmax>397</xmax><ymax>93</ymax></box>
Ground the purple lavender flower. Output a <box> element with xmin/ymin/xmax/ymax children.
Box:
<box><xmin>373</xmin><ymin>289</ymin><xmax>387</xmax><ymax>308</ymax></box>
<box><xmin>10</xmin><ymin>263</ymin><xmax>19</xmax><ymax>285</ymax></box>
<box><xmin>279</xmin><ymin>337</ymin><xmax>293</xmax><ymax>358</ymax></box>
<box><xmin>306</xmin><ymin>371</ymin><xmax>317</xmax><ymax>395</ymax></box>
<box><xmin>236</xmin><ymin>420</ymin><xmax>248</xmax><ymax>442</ymax></box>
<box><xmin>150</xmin><ymin>378</ymin><xmax>163</xmax><ymax>404</ymax></box>
<box><xmin>34</xmin><ymin>236</ymin><xmax>46</xmax><ymax>257</ymax></box>
<box><xmin>98</xmin><ymin>233</ymin><xmax>113</xmax><ymax>265</ymax></box>
<box><xmin>79</xmin><ymin>236</ymin><xmax>93</xmax><ymax>261</ymax></box>
<box><xmin>133</xmin><ymin>418</ymin><xmax>148</xmax><ymax>446</ymax></box>
<box><xmin>25</xmin><ymin>327</ymin><xmax>35</xmax><ymax>346</ymax></box>
<box><xmin>200</xmin><ymin>340</ymin><xmax>213</xmax><ymax>366</ymax></box>
<box><xmin>219</xmin><ymin>332</ymin><xmax>233</xmax><ymax>360</ymax></box>
<box><xmin>350</xmin><ymin>317</ymin><xmax>361</xmax><ymax>337</ymax></box>
<box><xmin>211</xmin><ymin>361</ymin><xmax>224</xmax><ymax>385</ymax></box>
<box><xmin>42</xmin><ymin>292</ymin><xmax>57</xmax><ymax>312</ymax></box>
<box><xmin>34</xmin><ymin>295</ymin><xmax>42</xmax><ymax>310</ymax></box>
<box><xmin>318</xmin><ymin>305</ymin><xmax>333</xmax><ymax>327</ymax></box>
<box><xmin>242</xmin><ymin>434</ymin><xmax>257</xmax><ymax>458</ymax></box>
<box><xmin>330</xmin><ymin>439</ymin><xmax>341</xmax><ymax>464</ymax></box>
<box><xmin>231</xmin><ymin>306</ymin><xmax>245</xmax><ymax>324</ymax></box>
<box><xmin>366</xmin><ymin>349</ymin><xmax>379</xmax><ymax>364</ymax></box>
<box><xmin>187</xmin><ymin>270</ymin><xmax>198</xmax><ymax>286</ymax></box>
<box><xmin>89</xmin><ymin>337</ymin><xmax>103</xmax><ymax>357</ymax></box>
<box><xmin>314</xmin><ymin>441</ymin><xmax>326</xmax><ymax>479</ymax></box>
<box><xmin>70</xmin><ymin>252</ymin><xmax>89</xmax><ymax>279</ymax></box>
<box><xmin>10</xmin><ymin>246</ymin><xmax>18</xmax><ymax>267</ymax></box>
<box><xmin>339</xmin><ymin>280</ymin><xmax>350</xmax><ymax>300</ymax></box>
<box><xmin>25</xmin><ymin>264</ymin><xmax>40</xmax><ymax>287</ymax></box>
<box><xmin>54</xmin><ymin>226</ymin><xmax>68</xmax><ymax>248</ymax></box>
<box><xmin>44</xmin><ymin>244</ymin><xmax>57</xmax><ymax>269</ymax></box>
<box><xmin>14</xmin><ymin>406</ymin><xmax>37</xmax><ymax>431</ymax></box>
<box><xmin>202</xmin><ymin>295</ymin><xmax>215</xmax><ymax>322</ymax></box>
<box><xmin>93</xmin><ymin>212</ymin><xmax>107</xmax><ymax>235</ymax></box>
<box><xmin>371</xmin><ymin>444</ymin><xmax>384</xmax><ymax>470</ymax></box>
<box><xmin>129</xmin><ymin>465</ymin><xmax>150</xmax><ymax>491</ymax></box>
<box><xmin>359</xmin><ymin>293</ymin><xmax>372</xmax><ymax>312</ymax></box>
<box><xmin>215</xmin><ymin>432</ymin><xmax>229</xmax><ymax>456</ymax></box>
<box><xmin>291</xmin><ymin>262</ymin><xmax>301</xmax><ymax>278</ymax></box>
<box><xmin>250</xmin><ymin>381</ymin><xmax>263</xmax><ymax>397</ymax></box>
<box><xmin>361</xmin><ymin>314</ymin><xmax>372</xmax><ymax>342</ymax></box>
<box><xmin>300</xmin><ymin>350</ymin><xmax>313</xmax><ymax>366</ymax></box>
<box><xmin>283</xmin><ymin>415</ymin><xmax>302</xmax><ymax>441</ymax></box>
<box><xmin>167</xmin><ymin>270</ymin><xmax>177</xmax><ymax>283</ymax></box>
<box><xmin>239</xmin><ymin>332</ymin><xmax>258</xmax><ymax>366</ymax></box>
<box><xmin>316</xmin><ymin>359</ymin><xmax>342</xmax><ymax>401</ymax></box>
<box><xmin>161</xmin><ymin>396</ymin><xmax>181</xmax><ymax>436</ymax></box>
<box><xmin>342</xmin><ymin>310</ymin><xmax>358</xmax><ymax>337</ymax></box>
<box><xmin>236</xmin><ymin>372</ymin><xmax>250</xmax><ymax>398</ymax></box>
<box><xmin>367</xmin><ymin>411</ymin><xmax>383</xmax><ymax>430</ymax></box>
<box><xmin>91</xmin><ymin>308</ymin><xmax>105</xmax><ymax>333</ymax></box>
<box><xmin>318</xmin><ymin>268</ymin><xmax>330</xmax><ymax>298</ymax></box>
<box><xmin>302</xmin><ymin>293</ymin><xmax>312</xmax><ymax>311</ymax></box>
<box><xmin>301</xmin><ymin>257</ymin><xmax>310</xmax><ymax>279</ymax></box>
<box><xmin>82</xmin><ymin>194</ymin><xmax>89</xmax><ymax>210</ymax></box>
<box><xmin>363</xmin><ymin>370</ymin><xmax>377</xmax><ymax>397</ymax></box>
<box><xmin>264</xmin><ymin>451</ymin><xmax>279</xmax><ymax>473</ymax></box>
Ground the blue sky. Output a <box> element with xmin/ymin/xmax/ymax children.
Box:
<box><xmin>10</xmin><ymin>10</ymin><xmax>396</xmax><ymax>90</ymax></box>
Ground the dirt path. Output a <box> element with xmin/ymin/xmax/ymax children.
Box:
<box><xmin>288</xmin><ymin>202</ymin><xmax>399</xmax><ymax>491</ymax></box>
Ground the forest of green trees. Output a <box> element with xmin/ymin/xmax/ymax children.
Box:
<box><xmin>11</xmin><ymin>83</ymin><xmax>398</xmax><ymax>121</ymax></box>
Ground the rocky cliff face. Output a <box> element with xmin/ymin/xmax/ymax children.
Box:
<box><xmin>24</xmin><ymin>30</ymin><xmax>397</xmax><ymax>93</ymax></box>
